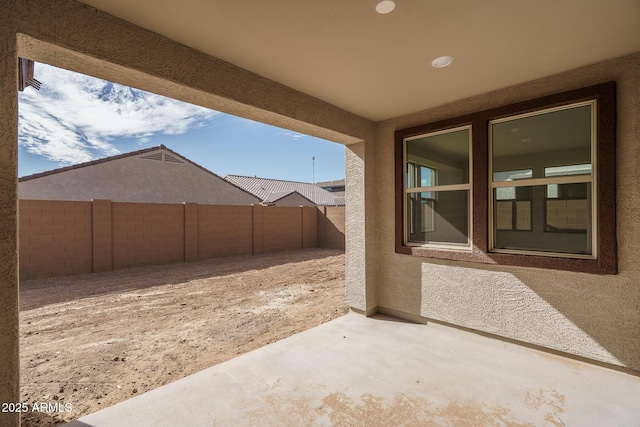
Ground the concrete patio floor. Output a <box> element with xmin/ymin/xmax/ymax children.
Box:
<box><xmin>64</xmin><ymin>312</ymin><xmax>640</xmax><ymax>427</ymax></box>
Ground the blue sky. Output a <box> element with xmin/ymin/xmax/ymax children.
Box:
<box><xmin>18</xmin><ymin>63</ymin><xmax>345</xmax><ymax>183</ymax></box>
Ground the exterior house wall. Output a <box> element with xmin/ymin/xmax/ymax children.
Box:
<box><xmin>2</xmin><ymin>3</ymin><xmax>375</xmax><ymax>416</ymax></box>
<box><xmin>272</xmin><ymin>192</ymin><xmax>316</xmax><ymax>207</ymax></box>
<box><xmin>0</xmin><ymin>22</ymin><xmax>19</xmax><ymax>425</ymax></box>
<box><xmin>19</xmin><ymin>148</ymin><xmax>259</xmax><ymax>205</ymax></box>
<box><xmin>373</xmin><ymin>53</ymin><xmax>640</xmax><ymax>372</ymax></box>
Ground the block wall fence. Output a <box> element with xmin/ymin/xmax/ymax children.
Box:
<box><xmin>19</xmin><ymin>200</ymin><xmax>345</xmax><ymax>280</ymax></box>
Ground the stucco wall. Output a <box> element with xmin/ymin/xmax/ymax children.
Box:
<box><xmin>272</xmin><ymin>192</ymin><xmax>316</xmax><ymax>207</ymax></box>
<box><xmin>0</xmin><ymin>20</ymin><xmax>20</xmax><ymax>427</ymax></box>
<box><xmin>374</xmin><ymin>53</ymin><xmax>640</xmax><ymax>371</ymax></box>
<box><xmin>19</xmin><ymin>148</ymin><xmax>259</xmax><ymax>205</ymax></box>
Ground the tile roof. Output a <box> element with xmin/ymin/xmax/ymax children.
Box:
<box><xmin>225</xmin><ymin>175</ymin><xmax>344</xmax><ymax>206</ymax></box>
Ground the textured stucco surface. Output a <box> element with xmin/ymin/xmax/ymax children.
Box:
<box><xmin>268</xmin><ymin>192</ymin><xmax>316</xmax><ymax>207</ymax></box>
<box><xmin>18</xmin><ymin>148</ymin><xmax>259</xmax><ymax>205</ymax></box>
<box><xmin>345</xmin><ymin>141</ymin><xmax>379</xmax><ymax>314</ymax></box>
<box><xmin>0</xmin><ymin>23</ymin><xmax>20</xmax><ymax>427</ymax></box>
<box><xmin>376</xmin><ymin>53</ymin><xmax>640</xmax><ymax>371</ymax></box>
<box><xmin>345</xmin><ymin>143</ymin><xmax>367</xmax><ymax>311</ymax></box>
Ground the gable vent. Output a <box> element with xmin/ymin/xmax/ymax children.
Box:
<box><xmin>164</xmin><ymin>153</ymin><xmax>184</xmax><ymax>163</ymax></box>
<box><xmin>140</xmin><ymin>152</ymin><xmax>163</xmax><ymax>161</ymax></box>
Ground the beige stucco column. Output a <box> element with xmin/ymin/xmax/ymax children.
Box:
<box><xmin>345</xmin><ymin>142</ymin><xmax>378</xmax><ymax>315</ymax></box>
<box><xmin>0</xmin><ymin>23</ymin><xmax>20</xmax><ymax>427</ymax></box>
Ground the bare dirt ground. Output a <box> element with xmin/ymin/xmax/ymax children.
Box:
<box><xmin>19</xmin><ymin>249</ymin><xmax>347</xmax><ymax>427</ymax></box>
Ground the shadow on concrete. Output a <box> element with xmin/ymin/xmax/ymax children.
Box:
<box><xmin>20</xmin><ymin>248</ymin><xmax>344</xmax><ymax>311</ymax></box>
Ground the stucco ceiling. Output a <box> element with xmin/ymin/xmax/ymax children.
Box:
<box><xmin>77</xmin><ymin>0</ymin><xmax>640</xmax><ymax>122</ymax></box>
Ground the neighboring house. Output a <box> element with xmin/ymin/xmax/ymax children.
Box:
<box><xmin>19</xmin><ymin>145</ymin><xmax>259</xmax><ymax>205</ymax></box>
<box><xmin>316</xmin><ymin>179</ymin><xmax>345</xmax><ymax>205</ymax></box>
<box><xmin>225</xmin><ymin>175</ymin><xmax>344</xmax><ymax>206</ymax></box>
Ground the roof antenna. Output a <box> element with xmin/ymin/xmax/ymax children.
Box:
<box><xmin>312</xmin><ymin>156</ymin><xmax>315</xmax><ymax>184</ymax></box>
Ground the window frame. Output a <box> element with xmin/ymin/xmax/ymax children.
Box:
<box><xmin>394</xmin><ymin>82</ymin><xmax>617</xmax><ymax>274</ymax></box>
<box><xmin>488</xmin><ymin>101</ymin><xmax>597</xmax><ymax>259</ymax></box>
<box><xmin>403</xmin><ymin>125</ymin><xmax>473</xmax><ymax>249</ymax></box>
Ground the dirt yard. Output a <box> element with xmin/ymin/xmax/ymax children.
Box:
<box><xmin>18</xmin><ymin>249</ymin><xmax>347</xmax><ymax>427</ymax></box>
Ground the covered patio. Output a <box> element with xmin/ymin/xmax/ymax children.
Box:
<box><xmin>2</xmin><ymin>2</ymin><xmax>640</xmax><ymax>427</ymax></box>
<box><xmin>65</xmin><ymin>312</ymin><xmax>640</xmax><ymax>426</ymax></box>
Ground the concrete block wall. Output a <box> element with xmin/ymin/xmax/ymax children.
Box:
<box><xmin>260</xmin><ymin>206</ymin><xmax>304</xmax><ymax>253</ymax></box>
<box><xmin>92</xmin><ymin>199</ymin><xmax>113</xmax><ymax>272</ymax></box>
<box><xmin>18</xmin><ymin>200</ymin><xmax>345</xmax><ymax>280</ymax></box>
<box><xmin>18</xmin><ymin>200</ymin><xmax>92</xmax><ymax>280</ymax></box>
<box><xmin>112</xmin><ymin>202</ymin><xmax>185</xmax><ymax>269</ymax></box>
<box><xmin>184</xmin><ymin>202</ymin><xmax>199</xmax><ymax>262</ymax></box>
<box><xmin>198</xmin><ymin>204</ymin><xmax>253</xmax><ymax>259</ymax></box>
<box><xmin>302</xmin><ymin>206</ymin><xmax>318</xmax><ymax>249</ymax></box>
<box><xmin>318</xmin><ymin>206</ymin><xmax>346</xmax><ymax>250</ymax></box>
<box><xmin>546</xmin><ymin>199</ymin><xmax>589</xmax><ymax>231</ymax></box>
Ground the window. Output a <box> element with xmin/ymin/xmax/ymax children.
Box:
<box><xmin>494</xmin><ymin>169</ymin><xmax>533</xmax><ymax>231</ymax></box>
<box><xmin>404</xmin><ymin>127</ymin><xmax>471</xmax><ymax>248</ymax></box>
<box><xmin>395</xmin><ymin>82</ymin><xmax>616</xmax><ymax>274</ymax></box>
<box><xmin>489</xmin><ymin>102</ymin><xmax>595</xmax><ymax>257</ymax></box>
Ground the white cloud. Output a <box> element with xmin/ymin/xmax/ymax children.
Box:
<box><xmin>277</xmin><ymin>131</ymin><xmax>306</xmax><ymax>139</ymax></box>
<box><xmin>18</xmin><ymin>63</ymin><xmax>217</xmax><ymax>165</ymax></box>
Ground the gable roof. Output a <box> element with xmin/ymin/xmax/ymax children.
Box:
<box><xmin>18</xmin><ymin>145</ymin><xmax>258</xmax><ymax>204</ymax></box>
<box><xmin>261</xmin><ymin>190</ymin><xmax>312</xmax><ymax>205</ymax></box>
<box><xmin>225</xmin><ymin>175</ymin><xmax>344</xmax><ymax>206</ymax></box>
<box><xmin>21</xmin><ymin>145</ymin><xmax>204</xmax><ymax>181</ymax></box>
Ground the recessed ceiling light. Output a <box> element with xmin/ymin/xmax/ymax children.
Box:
<box><xmin>431</xmin><ymin>56</ymin><xmax>454</xmax><ymax>68</ymax></box>
<box><xmin>376</xmin><ymin>0</ymin><xmax>396</xmax><ymax>14</ymax></box>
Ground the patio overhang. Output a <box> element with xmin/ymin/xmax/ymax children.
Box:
<box><xmin>2</xmin><ymin>1</ymin><xmax>640</xmax><ymax>426</ymax></box>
